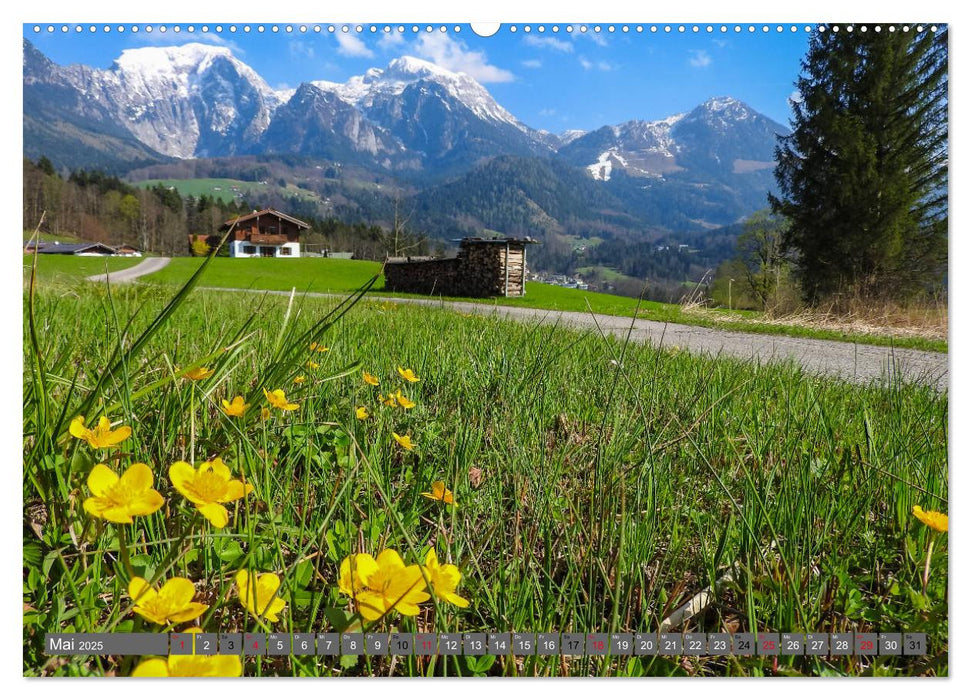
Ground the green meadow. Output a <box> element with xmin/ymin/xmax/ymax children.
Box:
<box><xmin>143</xmin><ymin>257</ymin><xmax>944</xmax><ymax>352</ymax></box>
<box><xmin>22</xmin><ymin>254</ymin><xmax>948</xmax><ymax>677</ymax></box>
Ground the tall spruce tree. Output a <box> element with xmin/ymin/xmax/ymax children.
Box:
<box><xmin>772</xmin><ymin>26</ymin><xmax>948</xmax><ymax>302</ymax></box>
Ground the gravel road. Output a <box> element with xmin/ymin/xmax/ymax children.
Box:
<box><xmin>198</xmin><ymin>286</ymin><xmax>949</xmax><ymax>390</ymax></box>
<box><xmin>86</xmin><ymin>256</ymin><xmax>171</xmax><ymax>284</ymax></box>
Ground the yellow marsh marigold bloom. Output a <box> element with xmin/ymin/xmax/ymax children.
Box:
<box><xmin>184</xmin><ymin>366</ymin><xmax>214</xmax><ymax>381</ymax></box>
<box><xmin>132</xmin><ymin>655</ymin><xmax>242</xmax><ymax>677</ymax></box>
<box><xmin>221</xmin><ymin>396</ymin><xmax>249</xmax><ymax>417</ymax></box>
<box><xmin>169</xmin><ymin>457</ymin><xmax>254</xmax><ymax>528</ymax></box>
<box><xmin>356</xmin><ymin>406</ymin><xmax>369</xmax><ymax>420</ymax></box>
<box><xmin>394</xmin><ymin>389</ymin><xmax>416</xmax><ymax>410</ymax></box>
<box><xmin>307</xmin><ymin>360</ymin><xmax>320</xmax><ymax>370</ymax></box>
<box><xmin>421</xmin><ymin>481</ymin><xmax>456</xmax><ymax>506</ymax></box>
<box><xmin>128</xmin><ymin>576</ymin><xmax>209</xmax><ymax>626</ymax></box>
<box><xmin>339</xmin><ymin>550</ymin><xmax>429</xmax><ymax>621</ymax></box>
<box><xmin>260</xmin><ymin>407</ymin><xmax>271</xmax><ymax>421</ymax></box>
<box><xmin>339</xmin><ymin>553</ymin><xmax>379</xmax><ymax>597</ymax></box>
<box><xmin>235</xmin><ymin>570</ymin><xmax>287</xmax><ymax>622</ymax></box>
<box><xmin>380</xmin><ymin>393</ymin><xmax>398</xmax><ymax>407</ymax></box>
<box><xmin>310</xmin><ymin>342</ymin><xmax>329</xmax><ymax>352</ymax></box>
<box><xmin>83</xmin><ymin>463</ymin><xmax>164</xmax><ymax>524</ymax></box>
<box><xmin>264</xmin><ymin>388</ymin><xmax>299</xmax><ymax>411</ymax></box>
<box><xmin>397</xmin><ymin>366</ymin><xmax>419</xmax><ymax>383</ymax></box>
<box><xmin>70</xmin><ymin>415</ymin><xmax>131</xmax><ymax>449</ymax></box>
<box><xmin>294</xmin><ymin>376</ymin><xmax>306</xmax><ymax>385</ymax></box>
<box><xmin>363</xmin><ymin>371</ymin><xmax>379</xmax><ymax>386</ymax></box>
<box><xmin>423</xmin><ymin>548</ymin><xmax>469</xmax><ymax>608</ymax></box>
<box><xmin>392</xmin><ymin>432</ymin><xmax>416</xmax><ymax>451</ymax></box>
<box><xmin>913</xmin><ymin>505</ymin><xmax>948</xmax><ymax>533</ymax></box>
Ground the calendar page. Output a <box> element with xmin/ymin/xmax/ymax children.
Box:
<box><xmin>21</xmin><ymin>12</ymin><xmax>948</xmax><ymax>680</ymax></box>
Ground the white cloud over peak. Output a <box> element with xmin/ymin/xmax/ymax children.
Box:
<box><xmin>335</xmin><ymin>31</ymin><xmax>374</xmax><ymax>58</ymax></box>
<box><xmin>523</xmin><ymin>35</ymin><xmax>573</xmax><ymax>52</ymax></box>
<box><xmin>689</xmin><ymin>50</ymin><xmax>712</xmax><ymax>68</ymax></box>
<box><xmin>522</xmin><ymin>59</ymin><xmax>542</xmax><ymax>68</ymax></box>
<box><xmin>413</xmin><ymin>32</ymin><xmax>514</xmax><ymax>83</ymax></box>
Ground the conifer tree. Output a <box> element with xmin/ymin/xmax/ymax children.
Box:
<box><xmin>772</xmin><ymin>25</ymin><xmax>948</xmax><ymax>301</ymax></box>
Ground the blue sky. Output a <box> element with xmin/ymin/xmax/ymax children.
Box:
<box><xmin>24</xmin><ymin>23</ymin><xmax>809</xmax><ymax>132</ymax></box>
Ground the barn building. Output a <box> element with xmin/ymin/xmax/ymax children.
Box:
<box><xmin>220</xmin><ymin>209</ymin><xmax>310</xmax><ymax>258</ymax></box>
<box><xmin>384</xmin><ymin>237</ymin><xmax>537</xmax><ymax>298</ymax></box>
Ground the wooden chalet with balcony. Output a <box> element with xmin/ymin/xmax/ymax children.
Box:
<box><xmin>220</xmin><ymin>208</ymin><xmax>310</xmax><ymax>258</ymax></box>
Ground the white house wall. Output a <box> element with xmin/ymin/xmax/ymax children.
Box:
<box><xmin>229</xmin><ymin>241</ymin><xmax>301</xmax><ymax>258</ymax></box>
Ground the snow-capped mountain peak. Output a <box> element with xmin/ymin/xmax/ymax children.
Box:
<box><xmin>310</xmin><ymin>55</ymin><xmax>523</xmax><ymax>129</ymax></box>
<box><xmin>113</xmin><ymin>43</ymin><xmax>232</xmax><ymax>75</ymax></box>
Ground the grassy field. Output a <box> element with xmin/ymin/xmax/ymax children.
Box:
<box><xmin>133</xmin><ymin>178</ymin><xmax>324</xmax><ymax>206</ymax></box>
<box><xmin>26</xmin><ymin>255</ymin><xmax>947</xmax><ymax>352</ymax></box>
<box><xmin>22</xmin><ymin>260</ymin><xmax>949</xmax><ymax>677</ymax></box>
<box><xmin>22</xmin><ymin>254</ymin><xmax>142</xmax><ymax>285</ymax></box>
<box><xmin>144</xmin><ymin>258</ymin><xmax>946</xmax><ymax>352</ymax></box>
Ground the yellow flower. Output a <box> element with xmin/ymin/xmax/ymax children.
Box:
<box><xmin>394</xmin><ymin>389</ymin><xmax>416</xmax><ymax>410</ymax></box>
<box><xmin>380</xmin><ymin>393</ymin><xmax>398</xmax><ymax>407</ymax></box>
<box><xmin>294</xmin><ymin>376</ymin><xmax>306</xmax><ymax>385</ymax></box>
<box><xmin>356</xmin><ymin>406</ymin><xmax>369</xmax><ymax>420</ymax></box>
<box><xmin>127</xmin><ymin>577</ymin><xmax>209</xmax><ymax>626</ymax></box>
<box><xmin>169</xmin><ymin>457</ymin><xmax>254</xmax><ymax>528</ymax></box>
<box><xmin>392</xmin><ymin>432</ymin><xmax>416</xmax><ymax>451</ymax></box>
<box><xmin>340</xmin><ymin>550</ymin><xmax>429</xmax><ymax>621</ymax></box>
<box><xmin>260</xmin><ymin>407</ymin><xmax>271</xmax><ymax>421</ymax></box>
<box><xmin>363</xmin><ymin>371</ymin><xmax>379</xmax><ymax>386</ymax></box>
<box><xmin>69</xmin><ymin>415</ymin><xmax>131</xmax><ymax>449</ymax></box>
<box><xmin>132</xmin><ymin>655</ymin><xmax>242</xmax><ymax>677</ymax></box>
<box><xmin>83</xmin><ymin>463</ymin><xmax>164</xmax><ymax>524</ymax></box>
<box><xmin>338</xmin><ymin>553</ymin><xmax>379</xmax><ymax>597</ymax></box>
<box><xmin>397</xmin><ymin>366</ymin><xmax>420</xmax><ymax>383</ymax></box>
<box><xmin>307</xmin><ymin>360</ymin><xmax>320</xmax><ymax>370</ymax></box>
<box><xmin>913</xmin><ymin>505</ymin><xmax>948</xmax><ymax>533</ymax></box>
<box><xmin>235</xmin><ymin>570</ymin><xmax>287</xmax><ymax>622</ymax></box>
<box><xmin>185</xmin><ymin>366</ymin><xmax>214</xmax><ymax>381</ymax></box>
<box><xmin>264</xmin><ymin>388</ymin><xmax>299</xmax><ymax>411</ymax></box>
<box><xmin>310</xmin><ymin>342</ymin><xmax>329</xmax><ymax>352</ymax></box>
<box><xmin>423</xmin><ymin>548</ymin><xmax>469</xmax><ymax>608</ymax></box>
<box><xmin>221</xmin><ymin>396</ymin><xmax>249</xmax><ymax>417</ymax></box>
<box><xmin>421</xmin><ymin>481</ymin><xmax>456</xmax><ymax>506</ymax></box>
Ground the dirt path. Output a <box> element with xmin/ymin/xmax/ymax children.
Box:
<box><xmin>197</xmin><ymin>286</ymin><xmax>948</xmax><ymax>390</ymax></box>
<box><xmin>86</xmin><ymin>256</ymin><xmax>171</xmax><ymax>284</ymax></box>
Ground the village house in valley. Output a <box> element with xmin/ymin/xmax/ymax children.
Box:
<box><xmin>220</xmin><ymin>208</ymin><xmax>310</xmax><ymax>258</ymax></box>
<box><xmin>384</xmin><ymin>236</ymin><xmax>537</xmax><ymax>298</ymax></box>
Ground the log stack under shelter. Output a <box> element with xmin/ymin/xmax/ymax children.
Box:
<box><xmin>384</xmin><ymin>237</ymin><xmax>537</xmax><ymax>298</ymax></box>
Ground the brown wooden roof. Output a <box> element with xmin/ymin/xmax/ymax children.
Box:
<box><xmin>222</xmin><ymin>208</ymin><xmax>311</xmax><ymax>229</ymax></box>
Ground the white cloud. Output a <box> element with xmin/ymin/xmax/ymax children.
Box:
<box><xmin>689</xmin><ymin>50</ymin><xmax>712</xmax><ymax>68</ymax></box>
<box><xmin>579</xmin><ymin>55</ymin><xmax>613</xmax><ymax>71</ymax></box>
<box><xmin>288</xmin><ymin>41</ymin><xmax>315</xmax><ymax>61</ymax></box>
<box><xmin>129</xmin><ymin>31</ymin><xmax>243</xmax><ymax>56</ymax></box>
<box><xmin>713</xmin><ymin>39</ymin><xmax>730</xmax><ymax>49</ymax></box>
<box><xmin>413</xmin><ymin>33</ymin><xmax>514</xmax><ymax>83</ymax></box>
<box><xmin>521</xmin><ymin>59</ymin><xmax>542</xmax><ymax>68</ymax></box>
<box><xmin>378</xmin><ymin>30</ymin><xmax>405</xmax><ymax>50</ymax></box>
<box><xmin>335</xmin><ymin>31</ymin><xmax>374</xmax><ymax>58</ymax></box>
<box><xmin>539</xmin><ymin>107</ymin><xmax>556</xmax><ymax>117</ymax></box>
<box><xmin>568</xmin><ymin>26</ymin><xmax>609</xmax><ymax>47</ymax></box>
<box><xmin>523</xmin><ymin>35</ymin><xmax>573</xmax><ymax>52</ymax></box>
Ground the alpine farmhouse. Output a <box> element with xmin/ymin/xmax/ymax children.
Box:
<box><xmin>221</xmin><ymin>208</ymin><xmax>310</xmax><ymax>258</ymax></box>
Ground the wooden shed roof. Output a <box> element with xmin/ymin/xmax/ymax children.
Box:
<box><xmin>453</xmin><ymin>236</ymin><xmax>539</xmax><ymax>245</ymax></box>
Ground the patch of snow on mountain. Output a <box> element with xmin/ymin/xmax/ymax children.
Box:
<box><xmin>588</xmin><ymin>150</ymin><xmax>615</xmax><ymax>181</ymax></box>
